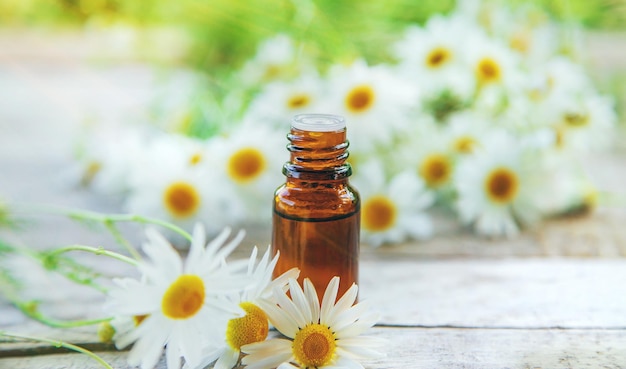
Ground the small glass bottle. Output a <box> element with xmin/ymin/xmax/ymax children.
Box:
<box><xmin>271</xmin><ymin>114</ymin><xmax>360</xmax><ymax>301</ymax></box>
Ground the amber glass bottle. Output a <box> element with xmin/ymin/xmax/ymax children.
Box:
<box><xmin>272</xmin><ymin>114</ymin><xmax>360</xmax><ymax>301</ymax></box>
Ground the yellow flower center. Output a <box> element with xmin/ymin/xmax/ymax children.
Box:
<box><xmin>362</xmin><ymin>195</ymin><xmax>397</xmax><ymax>232</ymax></box>
<box><xmin>419</xmin><ymin>154</ymin><xmax>452</xmax><ymax>188</ymax></box>
<box><xmin>293</xmin><ymin>324</ymin><xmax>337</xmax><ymax>368</ymax></box>
<box><xmin>133</xmin><ymin>315</ymin><xmax>148</xmax><ymax>326</ymax></box>
<box><xmin>287</xmin><ymin>94</ymin><xmax>311</xmax><ymax>109</ymax></box>
<box><xmin>563</xmin><ymin>112</ymin><xmax>589</xmax><ymax>127</ymax></box>
<box><xmin>189</xmin><ymin>152</ymin><xmax>203</xmax><ymax>166</ymax></box>
<box><xmin>485</xmin><ymin>167</ymin><xmax>519</xmax><ymax>204</ymax></box>
<box><xmin>226</xmin><ymin>302</ymin><xmax>269</xmax><ymax>350</ymax></box>
<box><xmin>509</xmin><ymin>31</ymin><xmax>530</xmax><ymax>53</ymax></box>
<box><xmin>453</xmin><ymin>136</ymin><xmax>478</xmax><ymax>154</ymax></box>
<box><xmin>161</xmin><ymin>275</ymin><xmax>205</xmax><ymax>319</ymax></box>
<box><xmin>476</xmin><ymin>57</ymin><xmax>501</xmax><ymax>84</ymax></box>
<box><xmin>426</xmin><ymin>47</ymin><xmax>451</xmax><ymax>68</ymax></box>
<box><xmin>227</xmin><ymin>147</ymin><xmax>266</xmax><ymax>183</ymax></box>
<box><xmin>345</xmin><ymin>85</ymin><xmax>375</xmax><ymax>113</ymax></box>
<box><xmin>163</xmin><ymin>182</ymin><xmax>201</xmax><ymax>219</ymax></box>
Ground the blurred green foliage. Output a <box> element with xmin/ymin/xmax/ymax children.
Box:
<box><xmin>1</xmin><ymin>0</ymin><xmax>624</xmax><ymax>71</ymax></box>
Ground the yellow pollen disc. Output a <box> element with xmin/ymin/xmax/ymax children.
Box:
<box><xmin>345</xmin><ymin>85</ymin><xmax>375</xmax><ymax>113</ymax></box>
<box><xmin>476</xmin><ymin>57</ymin><xmax>501</xmax><ymax>84</ymax></box>
<box><xmin>293</xmin><ymin>324</ymin><xmax>337</xmax><ymax>368</ymax></box>
<box><xmin>287</xmin><ymin>94</ymin><xmax>311</xmax><ymax>109</ymax></box>
<box><xmin>227</xmin><ymin>147</ymin><xmax>266</xmax><ymax>183</ymax></box>
<box><xmin>226</xmin><ymin>302</ymin><xmax>269</xmax><ymax>350</ymax></box>
<box><xmin>563</xmin><ymin>112</ymin><xmax>589</xmax><ymax>127</ymax></box>
<box><xmin>426</xmin><ymin>47</ymin><xmax>451</xmax><ymax>68</ymax></box>
<box><xmin>362</xmin><ymin>195</ymin><xmax>397</xmax><ymax>232</ymax></box>
<box><xmin>453</xmin><ymin>136</ymin><xmax>477</xmax><ymax>154</ymax></box>
<box><xmin>133</xmin><ymin>315</ymin><xmax>148</xmax><ymax>326</ymax></box>
<box><xmin>161</xmin><ymin>275</ymin><xmax>205</xmax><ymax>319</ymax></box>
<box><xmin>163</xmin><ymin>182</ymin><xmax>201</xmax><ymax>219</ymax></box>
<box><xmin>419</xmin><ymin>154</ymin><xmax>452</xmax><ymax>187</ymax></box>
<box><xmin>189</xmin><ymin>153</ymin><xmax>203</xmax><ymax>166</ymax></box>
<box><xmin>485</xmin><ymin>167</ymin><xmax>519</xmax><ymax>204</ymax></box>
<box><xmin>509</xmin><ymin>31</ymin><xmax>530</xmax><ymax>53</ymax></box>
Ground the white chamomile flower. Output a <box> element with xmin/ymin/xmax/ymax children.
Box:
<box><xmin>454</xmin><ymin>132</ymin><xmax>543</xmax><ymax>237</ymax></box>
<box><xmin>443</xmin><ymin>111</ymin><xmax>490</xmax><ymax>156</ymax></box>
<box><xmin>239</xmin><ymin>34</ymin><xmax>312</xmax><ymax>86</ymax></box>
<box><xmin>79</xmin><ymin>127</ymin><xmax>146</xmax><ymax>195</ymax></box>
<box><xmin>105</xmin><ymin>224</ymin><xmax>251</xmax><ymax>369</ymax></box>
<box><xmin>549</xmin><ymin>92</ymin><xmax>617</xmax><ymax>152</ymax></box>
<box><xmin>125</xmin><ymin>137</ymin><xmax>241</xmax><ymax>237</ymax></box>
<box><xmin>353</xmin><ymin>160</ymin><xmax>434</xmax><ymax>247</ymax></box>
<box><xmin>321</xmin><ymin>59</ymin><xmax>418</xmax><ymax>148</ymax></box>
<box><xmin>189</xmin><ymin>248</ymin><xmax>300</xmax><ymax>369</ymax></box>
<box><xmin>464</xmin><ymin>33</ymin><xmax>523</xmax><ymax>110</ymax></box>
<box><xmin>241</xmin><ymin>277</ymin><xmax>386</xmax><ymax>369</ymax></box>
<box><xmin>244</xmin><ymin>72</ymin><xmax>325</xmax><ymax>129</ymax></box>
<box><xmin>396</xmin><ymin>122</ymin><xmax>457</xmax><ymax>193</ymax></box>
<box><xmin>214</xmin><ymin>124</ymin><xmax>284</xmax><ymax>223</ymax></box>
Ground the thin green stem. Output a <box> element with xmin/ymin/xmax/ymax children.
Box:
<box><xmin>15</xmin><ymin>301</ymin><xmax>113</xmax><ymax>328</ymax></box>
<box><xmin>102</xmin><ymin>221</ymin><xmax>142</xmax><ymax>260</ymax></box>
<box><xmin>0</xmin><ymin>331</ymin><xmax>114</xmax><ymax>369</ymax></box>
<box><xmin>66</xmin><ymin>208</ymin><xmax>194</xmax><ymax>242</ymax></box>
<box><xmin>46</xmin><ymin>245</ymin><xmax>139</xmax><ymax>267</ymax></box>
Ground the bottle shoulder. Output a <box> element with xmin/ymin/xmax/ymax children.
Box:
<box><xmin>274</xmin><ymin>181</ymin><xmax>360</xmax><ymax>218</ymax></box>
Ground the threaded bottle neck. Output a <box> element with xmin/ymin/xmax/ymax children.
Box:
<box><xmin>283</xmin><ymin>114</ymin><xmax>352</xmax><ymax>181</ymax></box>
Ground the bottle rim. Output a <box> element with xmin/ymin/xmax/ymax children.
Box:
<box><xmin>291</xmin><ymin>114</ymin><xmax>346</xmax><ymax>132</ymax></box>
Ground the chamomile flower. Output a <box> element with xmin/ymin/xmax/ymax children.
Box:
<box><xmin>464</xmin><ymin>33</ymin><xmax>523</xmax><ymax>111</ymax></box>
<box><xmin>105</xmin><ymin>224</ymin><xmax>251</xmax><ymax>369</ymax></box>
<box><xmin>548</xmin><ymin>93</ymin><xmax>617</xmax><ymax>152</ymax></box>
<box><xmin>322</xmin><ymin>59</ymin><xmax>418</xmax><ymax>148</ymax></box>
<box><xmin>239</xmin><ymin>34</ymin><xmax>312</xmax><ymax>86</ymax></box>
<box><xmin>189</xmin><ymin>247</ymin><xmax>300</xmax><ymax>369</ymax></box>
<box><xmin>353</xmin><ymin>160</ymin><xmax>434</xmax><ymax>247</ymax></box>
<box><xmin>213</xmin><ymin>124</ymin><xmax>284</xmax><ymax>223</ymax></box>
<box><xmin>241</xmin><ymin>277</ymin><xmax>385</xmax><ymax>369</ymax></box>
<box><xmin>125</xmin><ymin>137</ymin><xmax>241</xmax><ymax>237</ymax></box>
<box><xmin>244</xmin><ymin>73</ymin><xmax>325</xmax><ymax>128</ymax></box>
<box><xmin>454</xmin><ymin>132</ymin><xmax>543</xmax><ymax>237</ymax></box>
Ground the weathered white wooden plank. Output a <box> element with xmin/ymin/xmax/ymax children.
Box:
<box><xmin>1</xmin><ymin>327</ymin><xmax>626</xmax><ymax>369</ymax></box>
<box><xmin>359</xmin><ymin>259</ymin><xmax>626</xmax><ymax>328</ymax></box>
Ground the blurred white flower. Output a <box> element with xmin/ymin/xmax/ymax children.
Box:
<box><xmin>353</xmin><ymin>160</ymin><xmax>434</xmax><ymax>247</ymax></box>
<box><xmin>454</xmin><ymin>131</ymin><xmax>544</xmax><ymax>237</ymax></box>
<box><xmin>125</xmin><ymin>136</ymin><xmax>243</xmax><ymax>237</ymax></box>
<box><xmin>244</xmin><ymin>72</ymin><xmax>325</xmax><ymax>128</ymax></box>
<box><xmin>213</xmin><ymin>124</ymin><xmax>285</xmax><ymax>223</ymax></box>
<box><xmin>321</xmin><ymin>59</ymin><xmax>419</xmax><ymax>148</ymax></box>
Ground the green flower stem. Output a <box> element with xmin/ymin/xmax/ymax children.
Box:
<box><xmin>15</xmin><ymin>301</ymin><xmax>113</xmax><ymax>328</ymax></box>
<box><xmin>46</xmin><ymin>245</ymin><xmax>139</xmax><ymax>267</ymax></box>
<box><xmin>102</xmin><ymin>220</ymin><xmax>142</xmax><ymax>261</ymax></box>
<box><xmin>0</xmin><ymin>331</ymin><xmax>114</xmax><ymax>369</ymax></box>
<box><xmin>64</xmin><ymin>208</ymin><xmax>193</xmax><ymax>243</ymax></box>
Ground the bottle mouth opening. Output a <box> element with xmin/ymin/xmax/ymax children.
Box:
<box><xmin>291</xmin><ymin>114</ymin><xmax>346</xmax><ymax>132</ymax></box>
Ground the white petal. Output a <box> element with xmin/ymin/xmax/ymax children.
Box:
<box><xmin>185</xmin><ymin>223</ymin><xmax>206</xmax><ymax>274</ymax></box>
<box><xmin>320</xmin><ymin>277</ymin><xmax>340</xmax><ymax>324</ymax></box>
<box><xmin>303</xmin><ymin>278</ymin><xmax>320</xmax><ymax>323</ymax></box>
<box><xmin>214</xmin><ymin>347</ymin><xmax>240</xmax><ymax>369</ymax></box>
<box><xmin>326</xmin><ymin>283</ymin><xmax>358</xmax><ymax>327</ymax></box>
<box><xmin>258</xmin><ymin>300</ymin><xmax>298</xmax><ymax>338</ymax></box>
<box><xmin>274</xmin><ymin>284</ymin><xmax>307</xmax><ymax>328</ymax></box>
<box><xmin>287</xmin><ymin>278</ymin><xmax>312</xmax><ymax>323</ymax></box>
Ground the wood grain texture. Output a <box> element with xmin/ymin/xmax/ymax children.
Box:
<box><xmin>1</xmin><ymin>327</ymin><xmax>626</xmax><ymax>369</ymax></box>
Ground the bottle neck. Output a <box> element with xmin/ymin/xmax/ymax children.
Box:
<box><xmin>283</xmin><ymin>127</ymin><xmax>352</xmax><ymax>181</ymax></box>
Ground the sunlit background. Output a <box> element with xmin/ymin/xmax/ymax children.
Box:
<box><xmin>1</xmin><ymin>0</ymin><xmax>625</xmax><ymax>246</ymax></box>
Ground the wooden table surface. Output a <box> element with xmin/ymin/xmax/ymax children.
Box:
<box><xmin>1</xmin><ymin>31</ymin><xmax>626</xmax><ymax>369</ymax></box>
